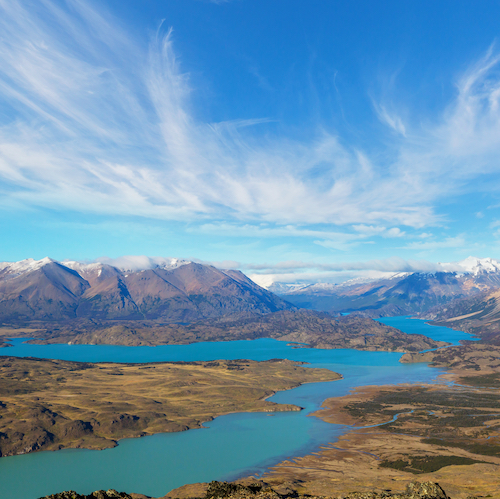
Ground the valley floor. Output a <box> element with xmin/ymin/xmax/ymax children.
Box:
<box><xmin>251</xmin><ymin>344</ymin><xmax>500</xmax><ymax>499</ymax></box>
<box><xmin>158</xmin><ymin>344</ymin><xmax>500</xmax><ymax>499</ymax></box>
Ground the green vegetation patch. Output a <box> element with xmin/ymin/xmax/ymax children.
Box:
<box><xmin>458</xmin><ymin>373</ymin><xmax>500</xmax><ymax>388</ymax></box>
<box><xmin>379</xmin><ymin>454</ymin><xmax>485</xmax><ymax>474</ymax></box>
<box><xmin>422</xmin><ymin>438</ymin><xmax>500</xmax><ymax>457</ymax></box>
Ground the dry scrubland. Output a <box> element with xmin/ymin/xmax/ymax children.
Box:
<box><xmin>0</xmin><ymin>356</ymin><xmax>339</xmax><ymax>456</ymax></box>
<box><xmin>42</xmin><ymin>343</ymin><xmax>500</xmax><ymax>499</ymax></box>
<box><xmin>4</xmin><ymin>315</ymin><xmax>499</xmax><ymax>498</ymax></box>
<box><xmin>251</xmin><ymin>345</ymin><xmax>500</xmax><ymax>499</ymax></box>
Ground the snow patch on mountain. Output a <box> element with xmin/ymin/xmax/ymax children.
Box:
<box><xmin>94</xmin><ymin>256</ymin><xmax>191</xmax><ymax>271</ymax></box>
<box><xmin>335</xmin><ymin>272</ymin><xmax>411</xmax><ymax>287</ymax></box>
<box><xmin>258</xmin><ymin>258</ymin><xmax>500</xmax><ymax>293</ymax></box>
<box><xmin>453</xmin><ymin>256</ymin><xmax>500</xmax><ymax>275</ymax></box>
<box><xmin>267</xmin><ymin>282</ymin><xmax>310</xmax><ymax>294</ymax></box>
<box><xmin>0</xmin><ymin>256</ymin><xmax>192</xmax><ymax>281</ymax></box>
<box><xmin>63</xmin><ymin>261</ymin><xmax>104</xmax><ymax>274</ymax></box>
<box><xmin>0</xmin><ymin>257</ymin><xmax>56</xmax><ymax>278</ymax></box>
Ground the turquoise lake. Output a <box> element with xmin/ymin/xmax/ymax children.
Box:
<box><xmin>0</xmin><ymin>317</ymin><xmax>472</xmax><ymax>499</ymax></box>
<box><xmin>377</xmin><ymin>316</ymin><xmax>477</xmax><ymax>345</ymax></box>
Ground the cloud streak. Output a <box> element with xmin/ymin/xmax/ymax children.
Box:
<box><xmin>244</xmin><ymin>256</ymin><xmax>478</xmax><ymax>286</ymax></box>
<box><xmin>243</xmin><ymin>257</ymin><xmax>459</xmax><ymax>274</ymax></box>
<box><xmin>1</xmin><ymin>1</ymin><xmax>500</xmax><ymax>234</ymax></box>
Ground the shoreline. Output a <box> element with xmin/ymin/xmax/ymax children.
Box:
<box><xmin>0</xmin><ymin>356</ymin><xmax>340</xmax><ymax>458</ymax></box>
<box><xmin>1</xmin><ymin>334</ymin><xmax>448</xmax><ymax>355</ymax></box>
<box><xmin>4</xmin><ymin>319</ymin><xmax>493</xmax><ymax>499</ymax></box>
<box><xmin>0</xmin><ymin>312</ymin><xmax>449</xmax><ymax>353</ymax></box>
<box><xmin>251</xmin><ymin>348</ymin><xmax>500</xmax><ymax>499</ymax></box>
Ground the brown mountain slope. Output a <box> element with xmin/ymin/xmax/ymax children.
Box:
<box><xmin>0</xmin><ymin>260</ymin><xmax>89</xmax><ymax>321</ymax></box>
<box><xmin>423</xmin><ymin>289</ymin><xmax>500</xmax><ymax>344</ymax></box>
<box><xmin>76</xmin><ymin>264</ymin><xmax>141</xmax><ymax>319</ymax></box>
<box><xmin>280</xmin><ymin>270</ymin><xmax>500</xmax><ymax>317</ymax></box>
<box><xmin>0</xmin><ymin>259</ymin><xmax>294</xmax><ymax>323</ymax></box>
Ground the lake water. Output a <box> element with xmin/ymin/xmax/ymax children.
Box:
<box><xmin>377</xmin><ymin>316</ymin><xmax>476</xmax><ymax>345</ymax></box>
<box><xmin>0</xmin><ymin>318</ymin><xmax>471</xmax><ymax>499</ymax></box>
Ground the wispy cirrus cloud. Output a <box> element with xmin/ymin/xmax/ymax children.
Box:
<box><xmin>244</xmin><ymin>257</ymin><xmax>456</xmax><ymax>274</ymax></box>
<box><xmin>373</xmin><ymin>104</ymin><xmax>407</xmax><ymax>136</ymax></box>
<box><xmin>1</xmin><ymin>0</ymin><xmax>500</xmax><ymax>235</ymax></box>
<box><xmin>401</xmin><ymin>235</ymin><xmax>466</xmax><ymax>251</ymax></box>
<box><xmin>195</xmin><ymin>222</ymin><xmax>366</xmax><ymax>240</ymax></box>
<box><xmin>195</xmin><ymin>222</ymin><xmax>407</xmax><ymax>251</ymax></box>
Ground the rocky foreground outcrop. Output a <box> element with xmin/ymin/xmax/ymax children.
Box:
<box><xmin>203</xmin><ymin>481</ymin><xmax>450</xmax><ymax>499</ymax></box>
<box><xmin>39</xmin><ymin>480</ymin><xmax>455</xmax><ymax>499</ymax></box>
<box><xmin>40</xmin><ymin>490</ymin><xmax>134</xmax><ymax>499</ymax></box>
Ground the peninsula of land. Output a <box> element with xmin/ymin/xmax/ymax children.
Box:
<box><xmin>0</xmin><ymin>311</ymin><xmax>448</xmax><ymax>353</ymax></box>
<box><xmin>0</xmin><ymin>356</ymin><xmax>339</xmax><ymax>457</ymax></box>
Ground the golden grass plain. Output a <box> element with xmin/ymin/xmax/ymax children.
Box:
<box><xmin>0</xmin><ymin>356</ymin><xmax>340</xmax><ymax>456</ymax></box>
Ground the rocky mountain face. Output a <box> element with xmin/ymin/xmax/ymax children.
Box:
<box><xmin>423</xmin><ymin>288</ymin><xmax>500</xmax><ymax>344</ymax></box>
<box><xmin>0</xmin><ymin>258</ymin><xmax>293</xmax><ymax>322</ymax></box>
<box><xmin>272</xmin><ymin>257</ymin><xmax>500</xmax><ymax>317</ymax></box>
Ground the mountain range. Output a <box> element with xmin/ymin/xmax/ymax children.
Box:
<box><xmin>3</xmin><ymin>255</ymin><xmax>500</xmax><ymax>325</ymax></box>
<box><xmin>0</xmin><ymin>258</ymin><xmax>293</xmax><ymax>322</ymax></box>
<box><xmin>269</xmin><ymin>257</ymin><xmax>500</xmax><ymax>317</ymax></box>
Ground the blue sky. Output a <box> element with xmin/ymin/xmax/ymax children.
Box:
<box><xmin>1</xmin><ymin>0</ymin><xmax>500</xmax><ymax>284</ymax></box>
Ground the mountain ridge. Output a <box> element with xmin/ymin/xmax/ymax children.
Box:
<box><xmin>0</xmin><ymin>258</ymin><xmax>293</xmax><ymax>322</ymax></box>
<box><xmin>266</xmin><ymin>257</ymin><xmax>500</xmax><ymax>317</ymax></box>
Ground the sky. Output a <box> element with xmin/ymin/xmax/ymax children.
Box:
<box><xmin>1</xmin><ymin>0</ymin><xmax>500</xmax><ymax>285</ymax></box>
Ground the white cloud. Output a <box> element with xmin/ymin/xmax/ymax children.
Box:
<box><xmin>244</xmin><ymin>256</ymin><xmax>450</xmax><ymax>275</ymax></box>
<box><xmin>385</xmin><ymin>227</ymin><xmax>405</xmax><ymax>238</ymax></box>
<box><xmin>245</xmin><ymin>256</ymin><xmax>474</xmax><ymax>287</ymax></box>
<box><xmin>352</xmin><ymin>225</ymin><xmax>405</xmax><ymax>238</ymax></box>
<box><xmin>196</xmin><ymin>222</ymin><xmax>367</xmax><ymax>241</ymax></box>
<box><xmin>91</xmin><ymin>255</ymin><xmax>189</xmax><ymax>271</ymax></box>
<box><xmin>374</xmin><ymin>104</ymin><xmax>407</xmax><ymax>136</ymax></box>
<box><xmin>195</xmin><ymin>222</ymin><xmax>409</xmax><ymax>252</ymax></box>
<box><xmin>402</xmin><ymin>235</ymin><xmax>466</xmax><ymax>251</ymax></box>
<box><xmin>1</xmin><ymin>1</ymin><xmax>500</xmax><ymax>234</ymax></box>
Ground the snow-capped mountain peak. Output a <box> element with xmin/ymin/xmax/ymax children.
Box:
<box><xmin>0</xmin><ymin>257</ymin><xmax>56</xmax><ymax>278</ymax></box>
<box><xmin>0</xmin><ymin>256</ymin><xmax>193</xmax><ymax>281</ymax></box>
<box><xmin>267</xmin><ymin>282</ymin><xmax>310</xmax><ymax>294</ymax></box>
<box><xmin>455</xmin><ymin>256</ymin><xmax>500</xmax><ymax>275</ymax></box>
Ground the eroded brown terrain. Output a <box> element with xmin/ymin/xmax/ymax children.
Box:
<box><xmin>421</xmin><ymin>289</ymin><xmax>500</xmax><ymax>346</ymax></box>
<box><xmin>0</xmin><ymin>356</ymin><xmax>339</xmax><ymax>456</ymax></box>
<box><xmin>0</xmin><ymin>311</ymin><xmax>448</xmax><ymax>352</ymax></box>
<box><xmin>400</xmin><ymin>343</ymin><xmax>500</xmax><ymax>380</ymax></box>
